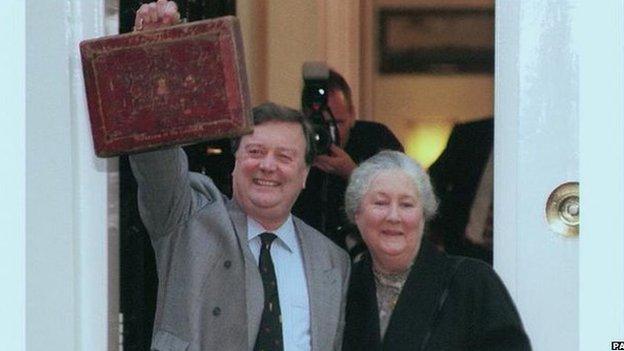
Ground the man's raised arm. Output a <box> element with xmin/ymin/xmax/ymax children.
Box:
<box><xmin>128</xmin><ymin>1</ymin><xmax>205</xmax><ymax>239</ymax></box>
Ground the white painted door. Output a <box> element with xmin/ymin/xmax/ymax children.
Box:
<box><xmin>496</xmin><ymin>1</ymin><xmax>624</xmax><ymax>350</ymax></box>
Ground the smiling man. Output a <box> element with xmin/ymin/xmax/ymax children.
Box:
<box><xmin>129</xmin><ymin>4</ymin><xmax>349</xmax><ymax>350</ymax></box>
<box><xmin>130</xmin><ymin>102</ymin><xmax>350</xmax><ymax>351</ymax></box>
<box><xmin>231</xmin><ymin>119</ymin><xmax>311</xmax><ymax>230</ymax></box>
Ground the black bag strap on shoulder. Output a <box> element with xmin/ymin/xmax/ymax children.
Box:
<box><xmin>419</xmin><ymin>257</ymin><xmax>466</xmax><ymax>351</ymax></box>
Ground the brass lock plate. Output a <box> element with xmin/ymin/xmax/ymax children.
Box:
<box><xmin>545</xmin><ymin>181</ymin><xmax>579</xmax><ymax>237</ymax></box>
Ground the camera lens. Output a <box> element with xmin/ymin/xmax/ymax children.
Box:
<box><xmin>313</xmin><ymin>122</ymin><xmax>332</xmax><ymax>155</ymax></box>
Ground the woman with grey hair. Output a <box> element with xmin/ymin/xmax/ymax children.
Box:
<box><xmin>342</xmin><ymin>150</ymin><xmax>530</xmax><ymax>351</ymax></box>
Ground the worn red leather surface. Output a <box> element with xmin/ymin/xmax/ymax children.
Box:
<box><xmin>81</xmin><ymin>16</ymin><xmax>252</xmax><ymax>157</ymax></box>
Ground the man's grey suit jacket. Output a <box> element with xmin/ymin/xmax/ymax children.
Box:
<box><xmin>130</xmin><ymin>148</ymin><xmax>351</xmax><ymax>351</ymax></box>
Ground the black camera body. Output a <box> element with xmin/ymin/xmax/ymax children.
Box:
<box><xmin>301</xmin><ymin>62</ymin><xmax>339</xmax><ymax>155</ymax></box>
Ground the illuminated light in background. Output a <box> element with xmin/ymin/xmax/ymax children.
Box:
<box><xmin>205</xmin><ymin>147</ymin><xmax>223</xmax><ymax>155</ymax></box>
<box><xmin>405</xmin><ymin>120</ymin><xmax>453</xmax><ymax>169</ymax></box>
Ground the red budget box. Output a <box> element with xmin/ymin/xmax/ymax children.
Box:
<box><xmin>80</xmin><ymin>16</ymin><xmax>252</xmax><ymax>157</ymax></box>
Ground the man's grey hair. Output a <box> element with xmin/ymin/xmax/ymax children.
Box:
<box><xmin>344</xmin><ymin>150</ymin><xmax>438</xmax><ymax>223</ymax></box>
<box><xmin>231</xmin><ymin>102</ymin><xmax>316</xmax><ymax>165</ymax></box>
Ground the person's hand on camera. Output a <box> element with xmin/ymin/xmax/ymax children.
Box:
<box><xmin>313</xmin><ymin>145</ymin><xmax>356</xmax><ymax>179</ymax></box>
<box><xmin>134</xmin><ymin>0</ymin><xmax>181</xmax><ymax>32</ymax></box>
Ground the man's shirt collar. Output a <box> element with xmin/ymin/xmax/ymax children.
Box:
<box><xmin>247</xmin><ymin>215</ymin><xmax>296</xmax><ymax>253</ymax></box>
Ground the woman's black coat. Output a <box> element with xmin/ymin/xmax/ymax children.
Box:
<box><xmin>343</xmin><ymin>240</ymin><xmax>531</xmax><ymax>351</ymax></box>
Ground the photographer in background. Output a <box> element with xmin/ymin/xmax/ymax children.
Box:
<box><xmin>293</xmin><ymin>68</ymin><xmax>403</xmax><ymax>257</ymax></box>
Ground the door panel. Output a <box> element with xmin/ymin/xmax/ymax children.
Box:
<box><xmin>495</xmin><ymin>2</ymin><xmax>579</xmax><ymax>350</ymax></box>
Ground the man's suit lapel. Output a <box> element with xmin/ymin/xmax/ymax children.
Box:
<box><xmin>295</xmin><ymin>218</ymin><xmax>341</xmax><ymax>351</ymax></box>
<box><xmin>225</xmin><ymin>199</ymin><xmax>264</xmax><ymax>350</ymax></box>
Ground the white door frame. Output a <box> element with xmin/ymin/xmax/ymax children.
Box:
<box><xmin>22</xmin><ymin>0</ymin><xmax>116</xmax><ymax>349</ymax></box>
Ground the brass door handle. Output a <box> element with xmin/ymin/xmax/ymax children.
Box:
<box><xmin>545</xmin><ymin>182</ymin><xmax>579</xmax><ymax>236</ymax></box>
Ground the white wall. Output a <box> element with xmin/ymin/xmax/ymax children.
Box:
<box><xmin>373</xmin><ymin>0</ymin><xmax>494</xmax><ymax>130</ymax></box>
<box><xmin>368</xmin><ymin>0</ymin><xmax>494</xmax><ymax>165</ymax></box>
<box><xmin>578</xmin><ymin>1</ymin><xmax>624</xmax><ymax>348</ymax></box>
<box><xmin>265</xmin><ymin>0</ymin><xmax>321</xmax><ymax>109</ymax></box>
<box><xmin>238</xmin><ymin>0</ymin><xmax>363</xmax><ymax>116</ymax></box>
<box><xmin>0</xmin><ymin>1</ymin><xmax>26</xmax><ymax>350</ymax></box>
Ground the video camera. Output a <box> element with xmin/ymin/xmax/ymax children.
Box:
<box><xmin>301</xmin><ymin>62</ymin><xmax>340</xmax><ymax>155</ymax></box>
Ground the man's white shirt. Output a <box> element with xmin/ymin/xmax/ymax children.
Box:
<box><xmin>247</xmin><ymin>215</ymin><xmax>311</xmax><ymax>351</ymax></box>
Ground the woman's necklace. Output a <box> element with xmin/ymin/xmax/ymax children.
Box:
<box><xmin>373</xmin><ymin>264</ymin><xmax>412</xmax><ymax>339</ymax></box>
